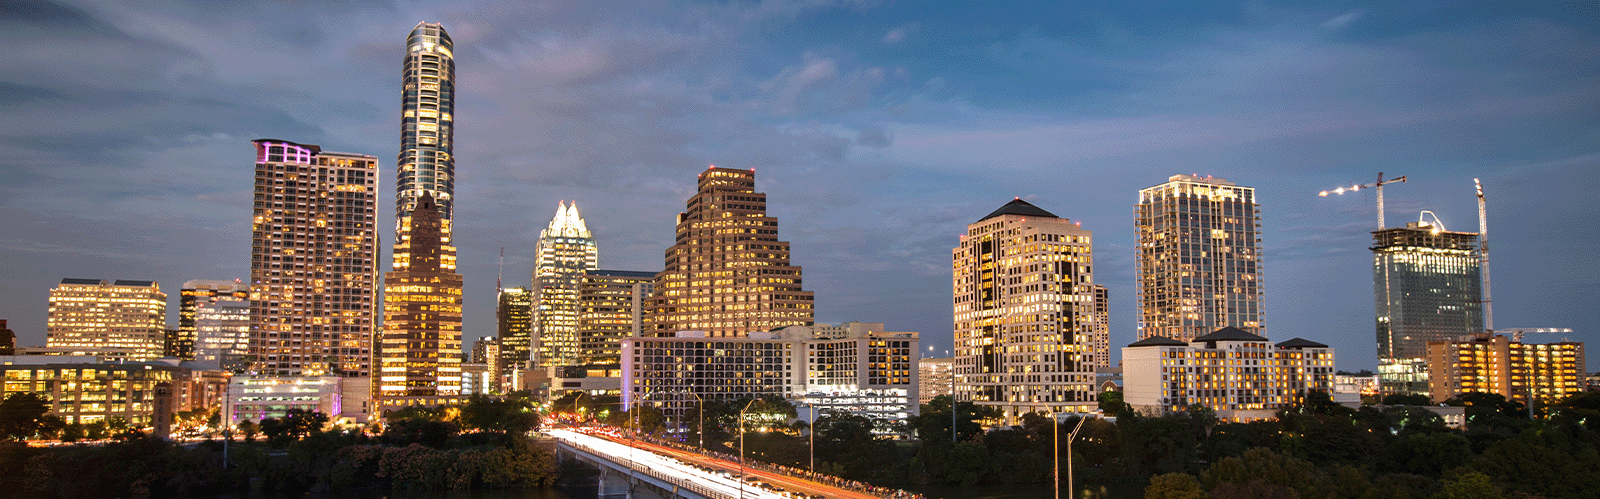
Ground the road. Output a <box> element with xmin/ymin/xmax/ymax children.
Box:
<box><xmin>547</xmin><ymin>427</ymin><xmax>884</xmax><ymax>499</ymax></box>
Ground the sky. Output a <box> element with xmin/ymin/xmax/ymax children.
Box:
<box><xmin>1</xmin><ymin>0</ymin><xmax>1597</xmax><ymax>371</ymax></box>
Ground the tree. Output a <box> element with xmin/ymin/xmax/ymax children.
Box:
<box><xmin>281</xmin><ymin>409</ymin><xmax>329</xmax><ymax>438</ymax></box>
<box><xmin>1383</xmin><ymin>393</ymin><xmax>1432</xmax><ymax>406</ymax></box>
<box><xmin>1201</xmin><ymin>447</ymin><xmax>1331</xmax><ymax>499</ymax></box>
<box><xmin>1099</xmin><ymin>391</ymin><xmax>1128</xmax><ymax>416</ymax></box>
<box><xmin>1434</xmin><ymin>471</ymin><xmax>1503</xmax><ymax>499</ymax></box>
<box><xmin>1144</xmin><ymin>472</ymin><xmax>1207</xmax><ymax>499</ymax></box>
<box><xmin>237</xmin><ymin>419</ymin><xmax>259</xmax><ymax>441</ymax></box>
<box><xmin>0</xmin><ymin>392</ymin><xmax>51</xmax><ymax>440</ymax></box>
<box><xmin>909</xmin><ymin>395</ymin><xmax>998</xmax><ymax>442</ymax></box>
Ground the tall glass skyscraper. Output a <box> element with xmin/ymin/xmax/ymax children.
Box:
<box><xmin>1135</xmin><ymin>174</ymin><xmax>1263</xmax><ymax>342</ymax></box>
<box><xmin>533</xmin><ymin>201</ymin><xmax>598</xmax><ymax>368</ymax></box>
<box><xmin>398</xmin><ymin>22</ymin><xmax>455</xmax><ymax>221</ymax></box>
<box><xmin>1373</xmin><ymin>220</ymin><xmax>1482</xmax><ymax>394</ymax></box>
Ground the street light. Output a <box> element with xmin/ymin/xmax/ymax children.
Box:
<box><xmin>1055</xmin><ymin>412</ymin><xmax>1088</xmax><ymax>499</ymax></box>
<box><xmin>678</xmin><ymin>389</ymin><xmax>705</xmax><ymax>451</ymax></box>
<box><xmin>738</xmin><ymin>398</ymin><xmax>764</xmax><ymax>499</ymax></box>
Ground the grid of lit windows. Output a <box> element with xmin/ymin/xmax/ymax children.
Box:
<box><xmin>1373</xmin><ymin>222</ymin><xmax>1482</xmax><ymax>394</ymax></box>
<box><xmin>46</xmin><ymin>279</ymin><xmax>167</xmax><ymax>360</ymax></box>
<box><xmin>1427</xmin><ymin>334</ymin><xmax>1584</xmax><ymax>404</ymax></box>
<box><xmin>380</xmin><ymin>194</ymin><xmax>463</xmax><ymax>398</ymax></box>
<box><xmin>532</xmin><ymin>201</ymin><xmax>600</xmax><ymax>368</ymax></box>
<box><xmin>398</xmin><ymin>22</ymin><xmax>455</xmax><ymax>221</ymax></box>
<box><xmin>1136</xmin><ymin>175</ymin><xmax>1263</xmax><ymax>343</ymax></box>
<box><xmin>1124</xmin><ymin>332</ymin><xmax>1335</xmax><ymax>414</ymax></box>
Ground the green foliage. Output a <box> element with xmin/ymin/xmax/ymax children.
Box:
<box><xmin>0</xmin><ymin>393</ymin><xmax>51</xmax><ymax>440</ymax></box>
<box><xmin>908</xmin><ymin>395</ymin><xmax>997</xmax><ymax>442</ymax></box>
<box><xmin>1144</xmin><ymin>472</ymin><xmax>1206</xmax><ymax>499</ymax></box>
<box><xmin>1201</xmin><ymin>447</ymin><xmax>1330</xmax><ymax>499</ymax></box>
<box><xmin>1383</xmin><ymin>393</ymin><xmax>1433</xmax><ymax>406</ymax></box>
<box><xmin>1433</xmin><ymin>470</ymin><xmax>1503</xmax><ymax>499</ymax></box>
<box><xmin>1099</xmin><ymin>391</ymin><xmax>1128</xmax><ymax>416</ymax></box>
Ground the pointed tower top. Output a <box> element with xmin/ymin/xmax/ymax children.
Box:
<box><xmin>543</xmin><ymin>200</ymin><xmax>592</xmax><ymax>239</ymax></box>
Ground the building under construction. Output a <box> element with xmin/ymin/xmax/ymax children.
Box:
<box><xmin>1373</xmin><ymin>218</ymin><xmax>1483</xmax><ymax>395</ymax></box>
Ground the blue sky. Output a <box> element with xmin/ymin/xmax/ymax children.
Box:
<box><xmin>1</xmin><ymin>1</ymin><xmax>1597</xmax><ymax>370</ymax></box>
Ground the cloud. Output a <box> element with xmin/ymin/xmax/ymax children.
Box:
<box><xmin>1322</xmin><ymin>9</ymin><xmax>1364</xmax><ymax>30</ymax></box>
<box><xmin>883</xmin><ymin>22</ymin><xmax>918</xmax><ymax>43</ymax></box>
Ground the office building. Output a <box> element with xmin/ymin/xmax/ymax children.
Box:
<box><xmin>47</xmin><ymin>279</ymin><xmax>168</xmax><ymax>360</ymax></box>
<box><xmin>623</xmin><ymin>323</ymin><xmax>918</xmax><ymax>431</ymax></box>
<box><xmin>0</xmin><ymin>357</ymin><xmax>226</xmax><ymax>426</ymax></box>
<box><xmin>397</xmin><ymin>21</ymin><xmax>455</xmax><ymax>221</ymax></box>
<box><xmin>952</xmin><ymin>199</ymin><xmax>1107</xmax><ymax>420</ymax></box>
<box><xmin>646</xmin><ymin>167</ymin><xmax>815</xmax><ymax>337</ymax></box>
<box><xmin>1123</xmin><ymin>327</ymin><xmax>1335</xmax><ymax>421</ymax></box>
<box><xmin>580</xmin><ymin>270</ymin><xmax>656</xmax><ymax>364</ymax></box>
<box><xmin>194</xmin><ymin>299</ymin><xmax>250</xmax><ymax>370</ymax></box>
<box><xmin>496</xmin><ymin>287</ymin><xmax>532</xmax><ymax>391</ymax></box>
<box><xmin>1135</xmin><ymin>174</ymin><xmax>1263</xmax><ymax>342</ymax></box>
<box><xmin>918</xmin><ymin>357</ymin><xmax>954</xmax><ymax>405</ymax></box>
<box><xmin>175</xmin><ymin>280</ymin><xmax>248</xmax><ymax>360</ymax></box>
<box><xmin>380</xmin><ymin>194</ymin><xmax>464</xmax><ymax>401</ymax></box>
<box><xmin>1427</xmin><ymin>333</ymin><xmax>1585</xmax><ymax>404</ymax></box>
<box><xmin>248</xmin><ymin>139</ymin><xmax>378</xmax><ymax>377</ymax></box>
<box><xmin>1373</xmin><ymin>218</ymin><xmax>1482</xmax><ymax>394</ymax></box>
<box><xmin>533</xmin><ymin>201</ymin><xmax>598</xmax><ymax>368</ymax></box>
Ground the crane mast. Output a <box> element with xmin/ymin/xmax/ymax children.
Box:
<box><xmin>1476</xmin><ymin>179</ymin><xmax>1491</xmax><ymax>332</ymax></box>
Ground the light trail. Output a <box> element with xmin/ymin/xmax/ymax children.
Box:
<box><xmin>546</xmin><ymin>428</ymin><xmax>790</xmax><ymax>499</ymax></box>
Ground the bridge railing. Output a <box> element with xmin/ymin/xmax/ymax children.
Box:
<box><xmin>559</xmin><ymin>439</ymin><xmax>735</xmax><ymax>499</ymax></box>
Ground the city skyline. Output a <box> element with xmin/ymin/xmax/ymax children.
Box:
<box><xmin>2</xmin><ymin>2</ymin><xmax>1598</xmax><ymax>370</ymax></box>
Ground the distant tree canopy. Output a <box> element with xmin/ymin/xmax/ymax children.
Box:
<box><xmin>0</xmin><ymin>392</ymin><xmax>51</xmax><ymax>441</ymax></box>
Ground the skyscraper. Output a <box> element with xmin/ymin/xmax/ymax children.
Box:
<box><xmin>647</xmin><ymin>167</ymin><xmax>814</xmax><ymax>337</ymax></box>
<box><xmin>952</xmin><ymin>199</ymin><xmax>1106</xmax><ymax>420</ymax></box>
<box><xmin>580</xmin><ymin>270</ymin><xmax>656</xmax><ymax>365</ymax></box>
<box><xmin>1374</xmin><ymin>218</ymin><xmax>1482</xmax><ymax>394</ymax></box>
<box><xmin>380</xmin><ymin>194</ymin><xmax>464</xmax><ymax>399</ymax></box>
<box><xmin>47</xmin><ymin>279</ymin><xmax>168</xmax><ymax>359</ymax></box>
<box><xmin>1136</xmin><ymin>174</ymin><xmax>1263</xmax><ymax>343</ymax></box>
<box><xmin>533</xmin><ymin>201</ymin><xmax>598</xmax><ymax>368</ymax></box>
<box><xmin>194</xmin><ymin>299</ymin><xmax>250</xmax><ymax>369</ymax></box>
<box><xmin>247</xmin><ymin>139</ymin><xmax>378</xmax><ymax>377</ymax></box>
<box><xmin>176</xmin><ymin>279</ymin><xmax>248</xmax><ymax>360</ymax></box>
<box><xmin>398</xmin><ymin>21</ymin><xmax>455</xmax><ymax>221</ymax></box>
<box><xmin>496</xmin><ymin>286</ymin><xmax>532</xmax><ymax>389</ymax></box>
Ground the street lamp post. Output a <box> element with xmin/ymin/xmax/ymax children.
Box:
<box><xmin>738</xmin><ymin>398</ymin><xmax>762</xmax><ymax>499</ymax></box>
<box><xmin>679</xmin><ymin>390</ymin><xmax>705</xmax><ymax>451</ymax></box>
<box><xmin>1059</xmin><ymin>413</ymin><xmax>1086</xmax><ymax>499</ymax></box>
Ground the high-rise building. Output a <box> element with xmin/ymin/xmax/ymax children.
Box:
<box><xmin>532</xmin><ymin>201</ymin><xmax>599</xmax><ymax>368</ymax></box>
<box><xmin>1427</xmin><ymin>333</ymin><xmax>1585</xmax><ymax>404</ymax></box>
<box><xmin>918</xmin><ymin>357</ymin><xmax>954</xmax><ymax>405</ymax></box>
<box><xmin>1135</xmin><ymin>174</ymin><xmax>1263</xmax><ymax>342</ymax></box>
<box><xmin>380</xmin><ymin>194</ymin><xmax>464</xmax><ymax>400</ymax></box>
<box><xmin>580</xmin><ymin>270</ymin><xmax>656</xmax><ymax>365</ymax></box>
<box><xmin>398</xmin><ymin>21</ymin><xmax>455</xmax><ymax>221</ymax></box>
<box><xmin>47</xmin><ymin>279</ymin><xmax>168</xmax><ymax>360</ymax></box>
<box><xmin>952</xmin><ymin>199</ymin><xmax>1106</xmax><ymax>420</ymax></box>
<box><xmin>496</xmin><ymin>286</ymin><xmax>532</xmax><ymax>389</ymax></box>
<box><xmin>647</xmin><ymin>167</ymin><xmax>815</xmax><ymax>337</ymax></box>
<box><xmin>176</xmin><ymin>280</ymin><xmax>248</xmax><ymax>360</ymax></box>
<box><xmin>1123</xmin><ymin>328</ymin><xmax>1335</xmax><ymax>419</ymax></box>
<box><xmin>194</xmin><ymin>299</ymin><xmax>250</xmax><ymax>370</ymax></box>
<box><xmin>247</xmin><ymin>139</ymin><xmax>378</xmax><ymax>377</ymax></box>
<box><xmin>1373</xmin><ymin>219</ymin><xmax>1483</xmax><ymax>394</ymax></box>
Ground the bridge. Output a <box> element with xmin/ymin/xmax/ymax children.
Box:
<box><xmin>547</xmin><ymin>428</ymin><xmax>895</xmax><ymax>499</ymax></box>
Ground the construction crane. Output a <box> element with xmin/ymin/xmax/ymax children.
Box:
<box><xmin>1319</xmin><ymin>172</ymin><xmax>1407</xmax><ymax>229</ymax></box>
<box><xmin>1475</xmin><ymin>179</ymin><xmax>1492</xmax><ymax>332</ymax></box>
<box><xmin>1493</xmin><ymin>328</ymin><xmax>1575</xmax><ymax>342</ymax></box>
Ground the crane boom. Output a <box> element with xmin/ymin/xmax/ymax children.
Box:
<box><xmin>1476</xmin><ymin>179</ymin><xmax>1491</xmax><ymax>333</ymax></box>
<box><xmin>1319</xmin><ymin>172</ymin><xmax>1407</xmax><ymax>229</ymax></box>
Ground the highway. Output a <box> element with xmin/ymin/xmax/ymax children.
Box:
<box><xmin>546</xmin><ymin>427</ymin><xmax>885</xmax><ymax>499</ymax></box>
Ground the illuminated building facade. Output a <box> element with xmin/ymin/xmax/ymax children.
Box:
<box><xmin>47</xmin><ymin>279</ymin><xmax>168</xmax><ymax>360</ymax></box>
<box><xmin>176</xmin><ymin>280</ymin><xmax>248</xmax><ymax>360</ymax></box>
<box><xmin>0</xmin><ymin>359</ymin><xmax>200</xmax><ymax>426</ymax></box>
<box><xmin>647</xmin><ymin>167</ymin><xmax>815</xmax><ymax>337</ymax></box>
<box><xmin>918</xmin><ymin>357</ymin><xmax>954</xmax><ymax>405</ymax></box>
<box><xmin>1136</xmin><ymin>174</ymin><xmax>1263</xmax><ymax>342</ymax></box>
<box><xmin>194</xmin><ymin>299</ymin><xmax>250</xmax><ymax>370</ymax></box>
<box><xmin>580</xmin><ymin>270</ymin><xmax>656</xmax><ymax>365</ymax></box>
<box><xmin>1373</xmin><ymin>220</ymin><xmax>1482</xmax><ymax>394</ymax></box>
<box><xmin>1123</xmin><ymin>328</ymin><xmax>1335</xmax><ymax>420</ymax></box>
<box><xmin>496</xmin><ymin>287</ymin><xmax>532</xmax><ymax>390</ymax></box>
<box><xmin>622</xmin><ymin>323</ymin><xmax>918</xmax><ymax>430</ymax></box>
<box><xmin>380</xmin><ymin>194</ymin><xmax>463</xmax><ymax>400</ymax></box>
<box><xmin>248</xmin><ymin>139</ymin><xmax>377</xmax><ymax>377</ymax></box>
<box><xmin>398</xmin><ymin>21</ymin><xmax>455</xmax><ymax>221</ymax></box>
<box><xmin>1427</xmin><ymin>333</ymin><xmax>1585</xmax><ymax>404</ymax></box>
<box><xmin>952</xmin><ymin>199</ymin><xmax>1107</xmax><ymax>420</ymax></box>
<box><xmin>533</xmin><ymin>201</ymin><xmax>599</xmax><ymax>368</ymax></box>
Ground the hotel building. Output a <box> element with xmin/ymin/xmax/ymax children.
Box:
<box><xmin>1427</xmin><ymin>333</ymin><xmax>1585</xmax><ymax>404</ymax></box>
<box><xmin>1373</xmin><ymin>219</ymin><xmax>1482</xmax><ymax>394</ymax></box>
<box><xmin>47</xmin><ymin>279</ymin><xmax>168</xmax><ymax>360</ymax></box>
<box><xmin>1123</xmin><ymin>327</ymin><xmax>1335</xmax><ymax>420</ymax></box>
<box><xmin>247</xmin><ymin>139</ymin><xmax>378</xmax><ymax>377</ymax></box>
<box><xmin>646</xmin><ymin>167</ymin><xmax>814</xmax><ymax>337</ymax></box>
<box><xmin>1135</xmin><ymin>174</ymin><xmax>1263</xmax><ymax>342</ymax></box>
<box><xmin>533</xmin><ymin>202</ymin><xmax>598</xmax><ymax>368</ymax></box>
<box><xmin>623</xmin><ymin>323</ymin><xmax>918</xmax><ymax>431</ymax></box>
<box><xmin>953</xmin><ymin>199</ymin><xmax>1107</xmax><ymax>420</ymax></box>
<box><xmin>176</xmin><ymin>280</ymin><xmax>248</xmax><ymax>360</ymax></box>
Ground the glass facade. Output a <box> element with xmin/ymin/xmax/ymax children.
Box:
<box><xmin>46</xmin><ymin>279</ymin><xmax>168</xmax><ymax>360</ymax></box>
<box><xmin>397</xmin><ymin>22</ymin><xmax>455</xmax><ymax>221</ymax></box>
<box><xmin>579</xmin><ymin>270</ymin><xmax>656</xmax><ymax>365</ymax></box>
<box><xmin>178</xmin><ymin>279</ymin><xmax>248</xmax><ymax>361</ymax></box>
<box><xmin>1372</xmin><ymin>221</ymin><xmax>1482</xmax><ymax>394</ymax></box>
<box><xmin>533</xmin><ymin>201</ymin><xmax>599</xmax><ymax>368</ymax></box>
<box><xmin>496</xmin><ymin>287</ymin><xmax>533</xmax><ymax>385</ymax></box>
<box><xmin>1136</xmin><ymin>175</ymin><xmax>1263</xmax><ymax>342</ymax></box>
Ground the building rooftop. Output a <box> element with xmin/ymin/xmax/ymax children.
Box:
<box><xmin>588</xmin><ymin>269</ymin><xmax>658</xmax><ymax>278</ymax></box>
<box><xmin>1276</xmin><ymin>338</ymin><xmax>1329</xmax><ymax>349</ymax></box>
<box><xmin>977</xmin><ymin>198</ymin><xmax>1059</xmax><ymax>223</ymax></box>
<box><xmin>59</xmin><ymin>278</ymin><xmax>104</xmax><ymax>285</ymax></box>
<box><xmin>1128</xmin><ymin>336</ymin><xmax>1189</xmax><ymax>347</ymax></box>
<box><xmin>112</xmin><ymin>280</ymin><xmax>157</xmax><ymax>287</ymax></box>
<box><xmin>1192</xmin><ymin>327</ymin><xmax>1268</xmax><ymax>342</ymax></box>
